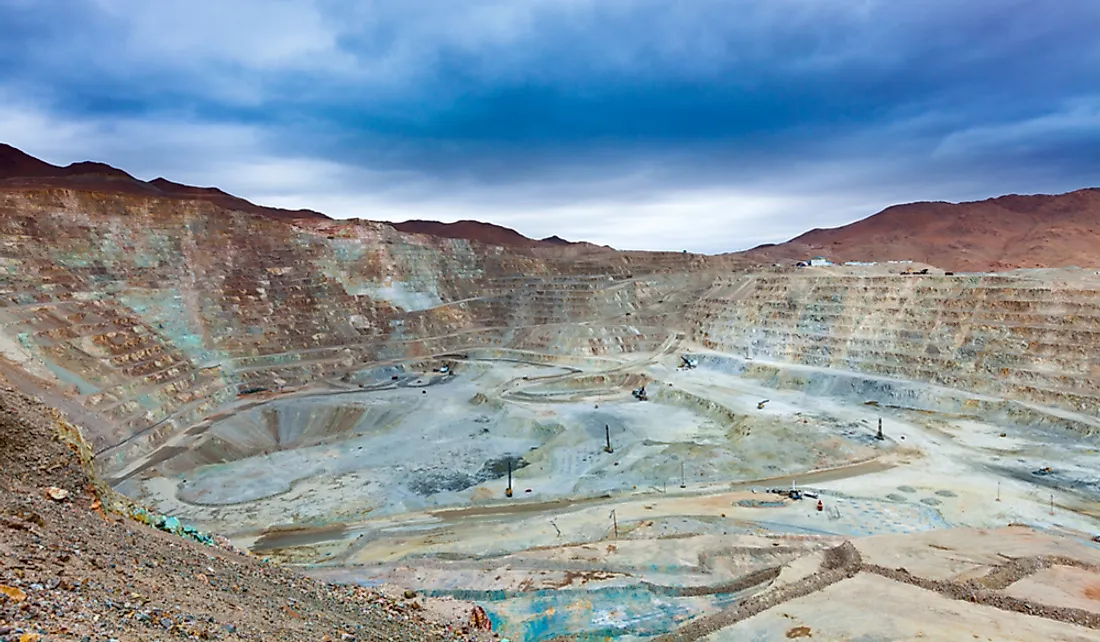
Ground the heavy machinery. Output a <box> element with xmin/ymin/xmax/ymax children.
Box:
<box><xmin>680</xmin><ymin>355</ymin><xmax>698</xmax><ymax>369</ymax></box>
<box><xmin>632</xmin><ymin>386</ymin><xmax>648</xmax><ymax>401</ymax></box>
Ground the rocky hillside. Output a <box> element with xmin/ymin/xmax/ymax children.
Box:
<box><xmin>0</xmin><ymin>144</ymin><xmax>328</xmax><ymax>222</ymax></box>
<box><xmin>689</xmin><ymin>272</ymin><xmax>1100</xmax><ymax>423</ymax></box>
<box><xmin>742</xmin><ymin>188</ymin><xmax>1100</xmax><ymax>271</ymax></box>
<box><xmin>0</xmin><ymin>383</ymin><xmax>477</xmax><ymax>641</ymax></box>
<box><xmin>0</xmin><ymin>144</ymin><xmax>583</xmax><ymax>247</ymax></box>
<box><xmin>392</xmin><ymin>219</ymin><xmax>589</xmax><ymax>248</ymax></box>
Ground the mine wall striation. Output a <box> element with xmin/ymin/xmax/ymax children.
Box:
<box><xmin>692</xmin><ymin>274</ymin><xmax>1100</xmax><ymax>422</ymax></box>
<box><xmin>4</xmin><ymin>191</ymin><xmax>1100</xmax><ymax>479</ymax></box>
<box><xmin>0</xmin><ymin>191</ymin><xmax>719</xmax><ymax>474</ymax></box>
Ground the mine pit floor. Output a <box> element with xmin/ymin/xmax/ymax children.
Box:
<box><xmin>106</xmin><ymin>346</ymin><xmax>1100</xmax><ymax>641</ymax></box>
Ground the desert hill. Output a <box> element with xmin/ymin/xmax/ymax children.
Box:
<box><xmin>742</xmin><ymin>188</ymin><xmax>1100</xmax><ymax>271</ymax></box>
<box><xmin>391</xmin><ymin>219</ymin><xmax>583</xmax><ymax>248</ymax></box>
<box><xmin>0</xmin><ymin>143</ymin><xmax>327</xmax><ymax>222</ymax></box>
<box><xmin>0</xmin><ymin>144</ymin><xmax>582</xmax><ymax>248</ymax></box>
<box><xmin>6</xmin><ymin>142</ymin><xmax>1099</xmax><ymax>268</ymax></box>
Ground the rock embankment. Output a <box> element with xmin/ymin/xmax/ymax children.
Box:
<box><xmin>864</xmin><ymin>561</ymin><xmax>1100</xmax><ymax>630</ymax></box>
<box><xmin>651</xmin><ymin>541</ymin><xmax>862</xmax><ymax>642</ymax></box>
<box><xmin>0</xmin><ymin>384</ymin><xmax>475</xmax><ymax>641</ymax></box>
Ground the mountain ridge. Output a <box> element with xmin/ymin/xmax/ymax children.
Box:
<box><xmin>0</xmin><ymin>143</ymin><xmax>330</xmax><ymax>221</ymax></box>
<box><xmin>740</xmin><ymin>188</ymin><xmax>1100</xmax><ymax>271</ymax></box>
<box><xmin>4</xmin><ymin>142</ymin><xmax>1099</xmax><ymax>269</ymax></box>
<box><xmin>0</xmin><ymin>143</ymin><xmax>584</xmax><ymax>247</ymax></box>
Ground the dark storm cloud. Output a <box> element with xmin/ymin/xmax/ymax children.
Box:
<box><xmin>0</xmin><ymin>0</ymin><xmax>1098</xmax><ymax>251</ymax></box>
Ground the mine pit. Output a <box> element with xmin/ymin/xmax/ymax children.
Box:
<box><xmin>95</xmin><ymin>317</ymin><xmax>1100</xmax><ymax>639</ymax></box>
<box><xmin>5</xmin><ymin>195</ymin><xmax>1100</xmax><ymax>640</ymax></box>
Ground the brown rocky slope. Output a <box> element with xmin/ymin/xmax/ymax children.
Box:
<box><xmin>742</xmin><ymin>188</ymin><xmax>1100</xmax><ymax>272</ymax></box>
<box><xmin>0</xmin><ymin>143</ymin><xmax>328</xmax><ymax>222</ymax></box>
<box><xmin>0</xmin><ymin>144</ymin><xmax>581</xmax><ymax>249</ymax></box>
<box><xmin>0</xmin><ymin>383</ymin><xmax>476</xmax><ymax>641</ymax></box>
<box><xmin>8</xmin><ymin>142</ymin><xmax>1098</xmax><ymax>268</ymax></box>
<box><xmin>391</xmin><ymin>219</ymin><xmax>586</xmax><ymax>248</ymax></box>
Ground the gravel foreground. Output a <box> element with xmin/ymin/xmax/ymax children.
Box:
<box><xmin>0</xmin><ymin>385</ymin><xmax>488</xmax><ymax>642</ymax></box>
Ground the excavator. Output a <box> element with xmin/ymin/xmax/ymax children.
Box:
<box><xmin>680</xmin><ymin>355</ymin><xmax>698</xmax><ymax>369</ymax></box>
<box><xmin>632</xmin><ymin>385</ymin><xmax>648</xmax><ymax>401</ymax></box>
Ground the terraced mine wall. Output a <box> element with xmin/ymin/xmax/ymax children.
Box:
<box><xmin>691</xmin><ymin>274</ymin><xmax>1100</xmax><ymax>424</ymax></box>
<box><xmin>6</xmin><ymin>189</ymin><xmax>1100</xmax><ymax>479</ymax></box>
<box><xmin>0</xmin><ymin>190</ymin><xmax>719</xmax><ymax>472</ymax></box>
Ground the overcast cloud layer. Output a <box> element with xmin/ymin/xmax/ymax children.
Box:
<box><xmin>1</xmin><ymin>0</ymin><xmax>1098</xmax><ymax>251</ymax></box>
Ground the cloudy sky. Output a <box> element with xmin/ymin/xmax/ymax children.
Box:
<box><xmin>1</xmin><ymin>1</ymin><xmax>1098</xmax><ymax>251</ymax></box>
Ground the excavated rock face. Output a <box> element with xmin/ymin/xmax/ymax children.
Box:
<box><xmin>1</xmin><ymin>186</ymin><xmax>1099</xmax><ymax>474</ymax></box>
<box><xmin>1</xmin><ymin>184</ymin><xmax>1099</xmax><ymax>478</ymax></box>
<box><xmin>0</xmin><ymin>189</ymin><xmax>724</xmax><ymax>476</ymax></box>
<box><xmin>692</xmin><ymin>273</ymin><xmax>1100</xmax><ymax>423</ymax></box>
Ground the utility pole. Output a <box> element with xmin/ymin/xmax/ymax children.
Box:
<box><xmin>680</xmin><ymin>462</ymin><xmax>686</xmax><ymax>489</ymax></box>
<box><xmin>1051</xmin><ymin>494</ymin><xmax>1055</xmax><ymax>516</ymax></box>
<box><xmin>610</xmin><ymin>510</ymin><xmax>618</xmax><ymax>539</ymax></box>
<box><xmin>605</xmin><ymin>424</ymin><xmax>613</xmax><ymax>453</ymax></box>
<box><xmin>505</xmin><ymin>460</ymin><xmax>513</xmax><ymax>498</ymax></box>
<box><xmin>551</xmin><ymin>520</ymin><xmax>561</xmax><ymax>537</ymax></box>
<box><xmin>996</xmin><ymin>481</ymin><xmax>1001</xmax><ymax>502</ymax></box>
<box><xmin>876</xmin><ymin>418</ymin><xmax>884</xmax><ymax>441</ymax></box>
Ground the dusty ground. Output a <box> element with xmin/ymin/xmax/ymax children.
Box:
<box><xmin>0</xmin><ymin>384</ymin><xmax>488</xmax><ymax>642</ymax></box>
<box><xmin>713</xmin><ymin>573</ymin><xmax>1100</xmax><ymax>642</ymax></box>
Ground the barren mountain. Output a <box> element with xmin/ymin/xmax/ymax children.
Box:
<box><xmin>391</xmin><ymin>219</ymin><xmax>573</xmax><ymax>248</ymax></box>
<box><xmin>0</xmin><ymin>143</ymin><xmax>329</xmax><ymax>222</ymax></box>
<box><xmin>10</xmin><ymin>142</ymin><xmax>1097</xmax><ymax>269</ymax></box>
<box><xmin>0</xmin><ymin>144</ymin><xmax>587</xmax><ymax>248</ymax></box>
<box><xmin>742</xmin><ymin>188</ymin><xmax>1100</xmax><ymax>271</ymax></box>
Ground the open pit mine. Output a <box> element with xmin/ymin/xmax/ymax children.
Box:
<box><xmin>3</xmin><ymin>159</ymin><xmax>1100</xmax><ymax>640</ymax></box>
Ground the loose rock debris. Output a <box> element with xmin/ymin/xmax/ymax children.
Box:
<box><xmin>0</xmin><ymin>385</ymin><xmax>488</xmax><ymax>642</ymax></box>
